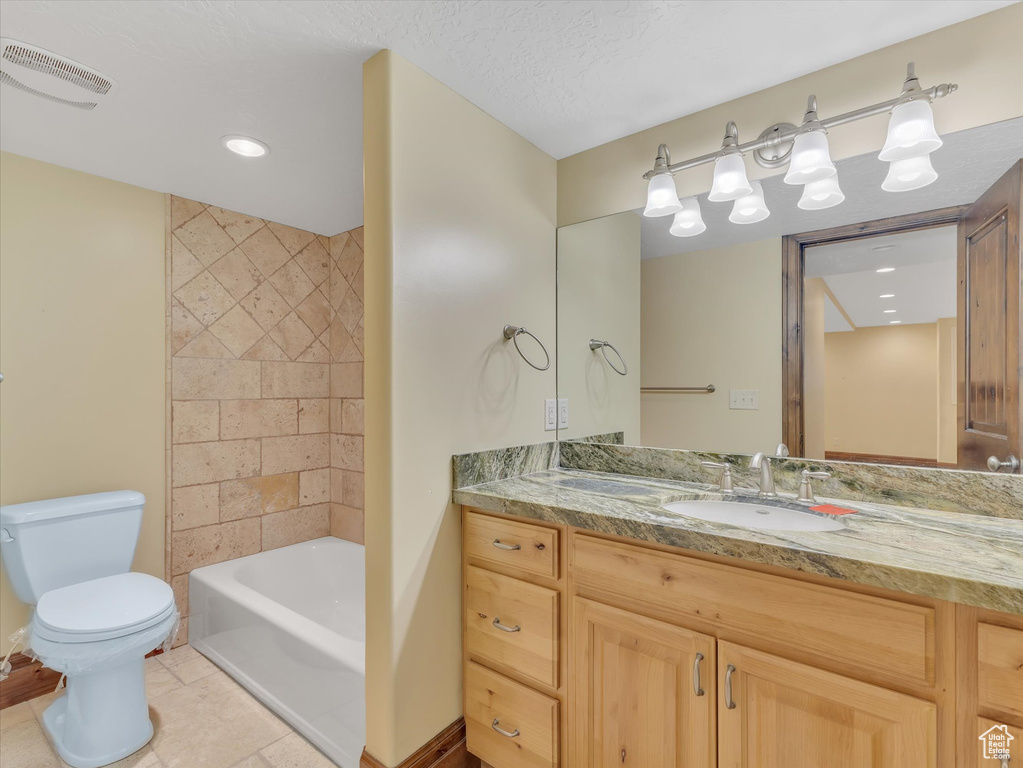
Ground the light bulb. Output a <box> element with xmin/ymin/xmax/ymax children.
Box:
<box><xmin>708</xmin><ymin>153</ymin><xmax>752</xmax><ymax>202</ymax></box>
<box><xmin>879</xmin><ymin>100</ymin><xmax>942</xmax><ymax>162</ymax></box>
<box><xmin>882</xmin><ymin>154</ymin><xmax>938</xmax><ymax>192</ymax></box>
<box><xmin>669</xmin><ymin>197</ymin><xmax>706</xmax><ymax>237</ymax></box>
<box><xmin>798</xmin><ymin>175</ymin><xmax>845</xmax><ymax>210</ymax></box>
<box><xmin>643</xmin><ymin>173</ymin><xmax>683</xmax><ymax>217</ymax></box>
<box><xmin>222</xmin><ymin>135</ymin><xmax>270</xmax><ymax>157</ymax></box>
<box><xmin>784</xmin><ymin>130</ymin><xmax>836</xmax><ymax>185</ymax></box>
<box><xmin>728</xmin><ymin>181</ymin><xmax>769</xmax><ymax>224</ymax></box>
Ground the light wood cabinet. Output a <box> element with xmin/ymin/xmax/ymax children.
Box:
<box><xmin>570</xmin><ymin>598</ymin><xmax>714</xmax><ymax>768</ymax></box>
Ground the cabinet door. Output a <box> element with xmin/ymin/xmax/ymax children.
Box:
<box><xmin>718</xmin><ymin>641</ymin><xmax>936</xmax><ymax>768</ymax></box>
<box><xmin>570</xmin><ymin>598</ymin><xmax>714</xmax><ymax>768</ymax></box>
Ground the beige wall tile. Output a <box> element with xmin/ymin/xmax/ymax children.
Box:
<box><xmin>172</xmin><ymin>400</ymin><xmax>219</xmax><ymax>443</ymax></box>
<box><xmin>242</xmin><ymin>335</ymin><xmax>289</xmax><ymax>362</ymax></box>
<box><xmin>171</xmin><ymin>518</ymin><xmax>260</xmax><ymax>574</ymax></box>
<box><xmin>330</xmin><ymin>362</ymin><xmax>363</xmax><ymax>398</ymax></box>
<box><xmin>171</xmin><ymin>300</ymin><xmax>204</xmax><ymax>354</ymax></box>
<box><xmin>171</xmin><ymin>235</ymin><xmax>204</xmax><ymax>292</ymax></box>
<box><xmin>298</xmin><ymin>399</ymin><xmax>329</xmax><ymax>434</ymax></box>
<box><xmin>336</xmin><ymin>236</ymin><xmax>363</xmax><ymax>283</ymax></box>
<box><xmin>220</xmin><ymin>473</ymin><xmax>299</xmax><ymax>521</ymax></box>
<box><xmin>330</xmin><ymin>503</ymin><xmax>364</xmax><ymax>545</ymax></box>
<box><xmin>299</xmin><ymin>468</ymin><xmax>330</xmax><ymax>505</ymax></box>
<box><xmin>351</xmin><ymin>262</ymin><xmax>365</xmax><ymax>302</ymax></box>
<box><xmin>240</xmin><ymin>227</ymin><xmax>291</xmax><ymax>278</ymax></box>
<box><xmin>262</xmin><ymin>505</ymin><xmax>329</xmax><ymax>550</ymax></box>
<box><xmin>172</xmin><ymin>439</ymin><xmax>260</xmax><ymax>487</ymax></box>
<box><xmin>331</xmin><ymin>434</ymin><xmax>363</xmax><ymax>471</ymax></box>
<box><xmin>341</xmin><ymin>470</ymin><xmax>364</xmax><ymax>509</ymax></box>
<box><xmin>340</xmin><ymin>398</ymin><xmax>364</xmax><ymax>435</ymax></box>
<box><xmin>177</xmin><ymin>329</ymin><xmax>233</xmax><ymax>359</ymax></box>
<box><xmin>295</xmin><ymin>288</ymin><xmax>331</xmax><ymax>337</ymax></box>
<box><xmin>294</xmin><ymin>240</ymin><xmax>331</xmax><ymax>286</ymax></box>
<box><xmin>207</xmin><ymin>207</ymin><xmax>264</xmax><ymax>245</ymax></box>
<box><xmin>240</xmin><ymin>280</ymin><xmax>290</xmax><ymax>331</ymax></box>
<box><xmin>208</xmin><ymin>248</ymin><xmax>264</xmax><ymax>300</ymax></box>
<box><xmin>174</xmin><ymin>270</ymin><xmax>236</xmax><ymax>327</ymax></box>
<box><xmin>330</xmin><ymin>400</ymin><xmax>345</xmax><ymax>433</ymax></box>
<box><xmin>173</xmin><ymin>358</ymin><xmax>260</xmax><ymax>400</ymax></box>
<box><xmin>268</xmin><ymin>311</ymin><xmax>315</xmax><ymax>359</ymax></box>
<box><xmin>171</xmin><ymin>196</ymin><xmax>205</xmax><ymax>230</ymax></box>
<box><xmin>170</xmin><ymin>482</ymin><xmax>218</xmax><ymax>531</ymax></box>
<box><xmin>175</xmin><ymin>210</ymin><xmax>235</xmax><ymax>267</ymax></box>
<box><xmin>268</xmin><ymin>260</ymin><xmax>316</xmax><ymax>308</ymax></box>
<box><xmin>267</xmin><ymin>221</ymin><xmax>315</xmax><ymax>256</ymax></box>
<box><xmin>296</xmin><ymin>340</ymin><xmax>330</xmax><ymax>363</ymax></box>
<box><xmin>327</xmin><ymin>315</ymin><xmax>352</xmax><ymax>362</ymax></box>
<box><xmin>336</xmin><ymin>288</ymin><xmax>363</xmax><ymax>335</ymax></box>
<box><xmin>171</xmin><ymin>574</ymin><xmax>189</xmax><ymax>616</ymax></box>
<box><xmin>329</xmin><ymin>231</ymin><xmax>349</xmax><ymax>261</ymax></box>
<box><xmin>220</xmin><ymin>399</ymin><xmax>297</xmax><ymax>440</ymax></box>
<box><xmin>262</xmin><ymin>434</ymin><xmax>329</xmax><ymax>475</ymax></box>
<box><xmin>262</xmin><ymin>361</ymin><xmax>329</xmax><ymax>398</ymax></box>
<box><xmin>350</xmin><ymin>226</ymin><xmax>364</xmax><ymax>250</ymax></box>
<box><xmin>330</xmin><ymin>468</ymin><xmax>345</xmax><ymax>505</ymax></box>
<box><xmin>209</xmin><ymin>305</ymin><xmax>265</xmax><ymax>357</ymax></box>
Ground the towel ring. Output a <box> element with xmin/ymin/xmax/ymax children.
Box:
<box><xmin>504</xmin><ymin>325</ymin><xmax>550</xmax><ymax>371</ymax></box>
<box><xmin>589</xmin><ymin>339</ymin><xmax>628</xmax><ymax>376</ymax></box>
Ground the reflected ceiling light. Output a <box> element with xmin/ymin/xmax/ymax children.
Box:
<box><xmin>882</xmin><ymin>154</ymin><xmax>938</xmax><ymax>192</ymax></box>
<box><xmin>669</xmin><ymin>197</ymin><xmax>706</xmax><ymax>237</ymax></box>
<box><xmin>643</xmin><ymin>144</ymin><xmax>683</xmax><ymax>217</ymax></box>
<box><xmin>784</xmin><ymin>96</ymin><xmax>836</xmax><ymax>185</ymax></box>
<box><xmin>708</xmin><ymin>122</ymin><xmax>753</xmax><ymax>202</ymax></box>
<box><xmin>876</xmin><ymin>267</ymin><xmax>896</xmax><ymax>273</ymax></box>
<box><xmin>222</xmin><ymin>134</ymin><xmax>270</xmax><ymax>157</ymax></box>
<box><xmin>728</xmin><ymin>181</ymin><xmax>769</xmax><ymax>224</ymax></box>
<box><xmin>883</xmin><ymin>309</ymin><xmax>897</xmax><ymax>314</ymax></box>
<box><xmin>880</xmin><ymin>294</ymin><xmax>895</xmax><ymax>298</ymax></box>
<box><xmin>797</xmin><ymin>175</ymin><xmax>845</xmax><ymax>210</ymax></box>
<box><xmin>889</xmin><ymin>320</ymin><xmax>902</xmax><ymax>324</ymax></box>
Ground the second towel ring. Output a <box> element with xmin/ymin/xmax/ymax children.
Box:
<box><xmin>590</xmin><ymin>339</ymin><xmax>628</xmax><ymax>376</ymax></box>
<box><xmin>504</xmin><ymin>325</ymin><xmax>551</xmax><ymax>371</ymax></box>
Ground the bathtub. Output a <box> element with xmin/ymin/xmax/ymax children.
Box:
<box><xmin>189</xmin><ymin>537</ymin><xmax>364</xmax><ymax>767</ymax></box>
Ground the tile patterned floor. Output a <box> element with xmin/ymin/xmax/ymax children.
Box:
<box><xmin>0</xmin><ymin>645</ymin><xmax>338</xmax><ymax>768</ymax></box>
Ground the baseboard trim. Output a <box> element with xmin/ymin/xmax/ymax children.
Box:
<box><xmin>361</xmin><ymin>718</ymin><xmax>479</xmax><ymax>768</ymax></box>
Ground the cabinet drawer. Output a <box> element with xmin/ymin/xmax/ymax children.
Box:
<box><xmin>466</xmin><ymin>511</ymin><xmax>558</xmax><ymax>578</ymax></box>
<box><xmin>466</xmin><ymin>661</ymin><xmax>559</xmax><ymax>768</ymax></box>
<box><xmin>977</xmin><ymin>717</ymin><xmax>1021</xmax><ymax>765</ymax></box>
<box><xmin>978</xmin><ymin>623</ymin><xmax>1023</xmax><ymax>719</ymax></box>
<box><xmin>465</xmin><ymin>565</ymin><xmax>559</xmax><ymax>688</ymax></box>
<box><xmin>573</xmin><ymin>535</ymin><xmax>936</xmax><ymax>687</ymax></box>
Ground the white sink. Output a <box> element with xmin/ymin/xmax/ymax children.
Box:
<box><xmin>661</xmin><ymin>499</ymin><xmax>846</xmax><ymax>532</ymax></box>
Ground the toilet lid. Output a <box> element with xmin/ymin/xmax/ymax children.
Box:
<box><xmin>36</xmin><ymin>572</ymin><xmax>174</xmax><ymax>636</ymax></box>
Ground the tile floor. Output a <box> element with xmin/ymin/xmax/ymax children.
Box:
<box><xmin>0</xmin><ymin>645</ymin><xmax>338</xmax><ymax>768</ymax></box>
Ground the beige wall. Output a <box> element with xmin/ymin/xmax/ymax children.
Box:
<box><xmin>557</xmin><ymin>4</ymin><xmax>1023</xmax><ymax>226</ymax></box>
<box><xmin>824</xmin><ymin>323</ymin><xmax>939</xmax><ymax>459</ymax></box>
<box><xmin>557</xmin><ymin>211</ymin><xmax>641</xmax><ymax>442</ymax></box>
<box><xmin>640</xmin><ymin>239</ymin><xmax>782</xmax><ymax>454</ymax></box>
<box><xmin>936</xmin><ymin>317</ymin><xmax>958</xmax><ymax>465</ymax></box>
<box><xmin>363</xmin><ymin>50</ymin><xmax>557</xmax><ymax>765</ymax></box>
<box><xmin>0</xmin><ymin>152</ymin><xmax>166</xmax><ymax>653</ymax></box>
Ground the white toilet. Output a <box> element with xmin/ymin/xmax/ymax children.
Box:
<box><xmin>0</xmin><ymin>491</ymin><xmax>178</xmax><ymax>768</ymax></box>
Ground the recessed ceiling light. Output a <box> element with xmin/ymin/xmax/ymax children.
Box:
<box><xmin>222</xmin><ymin>135</ymin><xmax>270</xmax><ymax>157</ymax></box>
<box><xmin>883</xmin><ymin>309</ymin><xmax>897</xmax><ymax>314</ymax></box>
<box><xmin>889</xmin><ymin>320</ymin><xmax>902</xmax><ymax>324</ymax></box>
<box><xmin>876</xmin><ymin>267</ymin><xmax>896</xmax><ymax>273</ymax></box>
<box><xmin>872</xmin><ymin>244</ymin><xmax>896</xmax><ymax>252</ymax></box>
<box><xmin>880</xmin><ymin>294</ymin><xmax>895</xmax><ymax>298</ymax></box>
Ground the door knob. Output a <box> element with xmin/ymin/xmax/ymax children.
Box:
<box><xmin>987</xmin><ymin>455</ymin><xmax>1021</xmax><ymax>473</ymax></box>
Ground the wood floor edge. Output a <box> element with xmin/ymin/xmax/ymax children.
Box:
<box><xmin>360</xmin><ymin>717</ymin><xmax>479</xmax><ymax>768</ymax></box>
<box><xmin>0</xmin><ymin>652</ymin><xmax>62</xmax><ymax>710</ymax></box>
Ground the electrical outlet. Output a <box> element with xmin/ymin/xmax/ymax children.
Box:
<box><xmin>558</xmin><ymin>398</ymin><xmax>569</xmax><ymax>429</ymax></box>
<box><xmin>729</xmin><ymin>389</ymin><xmax>759</xmax><ymax>410</ymax></box>
<box><xmin>544</xmin><ymin>399</ymin><xmax>557</xmax><ymax>431</ymax></box>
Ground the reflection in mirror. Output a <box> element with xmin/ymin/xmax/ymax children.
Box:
<box><xmin>555</xmin><ymin>117</ymin><xmax>1023</xmax><ymax>471</ymax></box>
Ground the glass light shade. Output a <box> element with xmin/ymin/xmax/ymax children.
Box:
<box><xmin>784</xmin><ymin>130</ymin><xmax>836</xmax><ymax>185</ymax></box>
<box><xmin>643</xmin><ymin>173</ymin><xmax>683</xmax><ymax>217</ymax></box>
<box><xmin>708</xmin><ymin>153</ymin><xmax>752</xmax><ymax>202</ymax></box>
<box><xmin>728</xmin><ymin>181</ymin><xmax>769</xmax><ymax>224</ymax></box>
<box><xmin>797</xmin><ymin>175</ymin><xmax>845</xmax><ymax>210</ymax></box>
<box><xmin>878</xmin><ymin>100</ymin><xmax>943</xmax><ymax>161</ymax></box>
<box><xmin>882</xmin><ymin>154</ymin><xmax>938</xmax><ymax>192</ymax></box>
<box><xmin>669</xmin><ymin>197</ymin><xmax>706</xmax><ymax>237</ymax></box>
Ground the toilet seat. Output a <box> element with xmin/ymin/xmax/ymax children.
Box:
<box><xmin>34</xmin><ymin>572</ymin><xmax>175</xmax><ymax>643</ymax></box>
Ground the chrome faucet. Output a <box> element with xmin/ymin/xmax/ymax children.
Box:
<box><xmin>749</xmin><ymin>452</ymin><xmax>777</xmax><ymax>497</ymax></box>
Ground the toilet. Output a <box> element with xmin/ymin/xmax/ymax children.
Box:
<box><xmin>0</xmin><ymin>491</ymin><xmax>178</xmax><ymax>768</ymax></box>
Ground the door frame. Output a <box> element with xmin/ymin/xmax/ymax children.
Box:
<box><xmin>781</xmin><ymin>205</ymin><xmax>968</xmax><ymax>457</ymax></box>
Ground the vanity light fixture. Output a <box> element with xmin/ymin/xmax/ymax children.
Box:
<box><xmin>876</xmin><ymin>267</ymin><xmax>896</xmax><ymax>273</ymax></box>
<box><xmin>728</xmin><ymin>181</ymin><xmax>770</xmax><ymax>224</ymax></box>
<box><xmin>797</xmin><ymin>175</ymin><xmax>845</xmax><ymax>210</ymax></box>
<box><xmin>222</xmin><ymin>134</ymin><xmax>270</xmax><ymax>158</ymax></box>
<box><xmin>669</xmin><ymin>197</ymin><xmax>707</xmax><ymax>237</ymax></box>
<box><xmin>640</xmin><ymin>63</ymin><xmax>956</xmax><ymax>236</ymax></box>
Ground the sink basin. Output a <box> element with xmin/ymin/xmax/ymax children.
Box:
<box><xmin>661</xmin><ymin>500</ymin><xmax>846</xmax><ymax>532</ymax></box>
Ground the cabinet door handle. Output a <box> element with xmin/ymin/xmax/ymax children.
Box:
<box><xmin>492</xmin><ymin>718</ymin><xmax>520</xmax><ymax>738</ymax></box>
<box><xmin>492</xmin><ymin>539</ymin><xmax>521</xmax><ymax>551</ymax></box>
<box><xmin>725</xmin><ymin>664</ymin><xmax>736</xmax><ymax>709</ymax></box>
<box><xmin>1000</xmin><ymin>756</ymin><xmax>1010</xmax><ymax>768</ymax></box>
<box><xmin>693</xmin><ymin>652</ymin><xmax>705</xmax><ymax>696</ymax></box>
<box><xmin>492</xmin><ymin>617</ymin><xmax>521</xmax><ymax>633</ymax></box>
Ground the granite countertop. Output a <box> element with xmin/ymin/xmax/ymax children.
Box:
<box><xmin>453</xmin><ymin>468</ymin><xmax>1023</xmax><ymax>614</ymax></box>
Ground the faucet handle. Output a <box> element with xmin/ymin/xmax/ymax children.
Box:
<box><xmin>700</xmin><ymin>461</ymin><xmax>734</xmax><ymax>494</ymax></box>
<box><xmin>798</xmin><ymin>469</ymin><xmax>831</xmax><ymax>503</ymax></box>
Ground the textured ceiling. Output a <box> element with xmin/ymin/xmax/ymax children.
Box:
<box><xmin>0</xmin><ymin>1</ymin><xmax>1013</xmax><ymax>234</ymax></box>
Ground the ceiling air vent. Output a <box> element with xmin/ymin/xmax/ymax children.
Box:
<box><xmin>0</xmin><ymin>38</ymin><xmax>116</xmax><ymax>110</ymax></box>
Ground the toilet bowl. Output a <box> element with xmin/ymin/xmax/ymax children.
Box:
<box><xmin>29</xmin><ymin>572</ymin><xmax>178</xmax><ymax>768</ymax></box>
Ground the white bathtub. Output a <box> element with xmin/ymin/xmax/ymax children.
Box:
<box><xmin>189</xmin><ymin>537</ymin><xmax>364</xmax><ymax>767</ymax></box>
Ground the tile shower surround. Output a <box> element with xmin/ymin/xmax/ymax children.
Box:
<box><xmin>166</xmin><ymin>196</ymin><xmax>364</xmax><ymax>643</ymax></box>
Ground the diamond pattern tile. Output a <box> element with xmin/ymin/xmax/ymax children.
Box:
<box><xmin>175</xmin><ymin>211</ymin><xmax>236</xmax><ymax>267</ymax></box>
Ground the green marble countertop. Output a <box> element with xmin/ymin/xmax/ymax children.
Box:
<box><xmin>452</xmin><ymin>468</ymin><xmax>1023</xmax><ymax>614</ymax></box>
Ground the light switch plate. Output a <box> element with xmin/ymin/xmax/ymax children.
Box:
<box><xmin>558</xmin><ymin>398</ymin><xmax>569</xmax><ymax>429</ymax></box>
<box><xmin>544</xmin><ymin>399</ymin><xmax>557</xmax><ymax>431</ymax></box>
<box><xmin>729</xmin><ymin>389</ymin><xmax>759</xmax><ymax>410</ymax></box>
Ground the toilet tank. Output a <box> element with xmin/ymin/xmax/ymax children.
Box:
<box><xmin>0</xmin><ymin>491</ymin><xmax>145</xmax><ymax>604</ymax></box>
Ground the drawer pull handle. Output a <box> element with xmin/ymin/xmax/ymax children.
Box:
<box><xmin>725</xmin><ymin>664</ymin><xmax>736</xmax><ymax>709</ymax></box>
<box><xmin>1000</xmin><ymin>757</ymin><xmax>1010</xmax><ymax>768</ymax></box>
<box><xmin>492</xmin><ymin>539</ymin><xmax>521</xmax><ymax>551</ymax></box>
<box><xmin>492</xmin><ymin>617</ymin><xmax>521</xmax><ymax>633</ymax></box>
<box><xmin>693</xmin><ymin>652</ymin><xmax>704</xmax><ymax>696</ymax></box>
<box><xmin>492</xmin><ymin>718</ymin><xmax>520</xmax><ymax>738</ymax></box>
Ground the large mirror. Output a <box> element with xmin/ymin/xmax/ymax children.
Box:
<box><xmin>556</xmin><ymin>117</ymin><xmax>1023</xmax><ymax>472</ymax></box>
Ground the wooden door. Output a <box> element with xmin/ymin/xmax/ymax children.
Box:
<box><xmin>958</xmin><ymin>160</ymin><xmax>1022</xmax><ymax>471</ymax></box>
<box><xmin>717</xmin><ymin>641</ymin><xmax>936</xmax><ymax>768</ymax></box>
<box><xmin>570</xmin><ymin>598</ymin><xmax>715</xmax><ymax>768</ymax></box>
